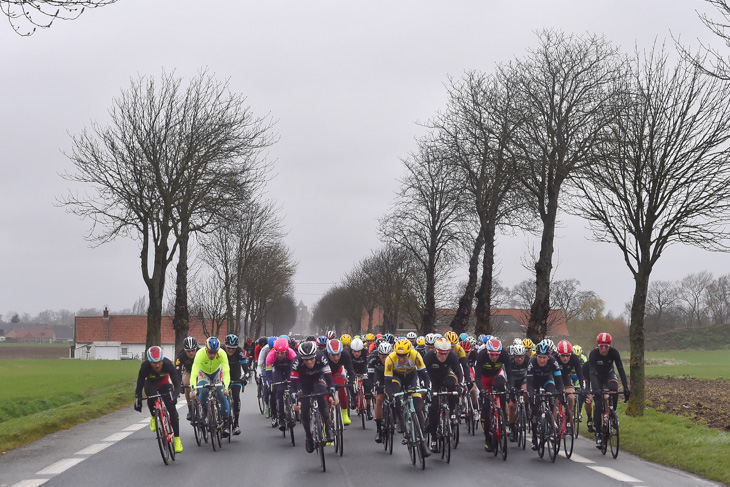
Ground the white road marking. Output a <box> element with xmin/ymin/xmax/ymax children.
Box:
<box><xmin>138</xmin><ymin>418</ymin><xmax>150</xmax><ymax>424</ymax></box>
<box><xmin>569</xmin><ymin>453</ymin><xmax>595</xmax><ymax>463</ymax></box>
<box><xmin>102</xmin><ymin>432</ymin><xmax>133</xmax><ymax>442</ymax></box>
<box><xmin>588</xmin><ymin>466</ymin><xmax>642</xmax><ymax>483</ymax></box>
<box><xmin>36</xmin><ymin>458</ymin><xmax>85</xmax><ymax>475</ymax></box>
<box><xmin>75</xmin><ymin>443</ymin><xmax>113</xmax><ymax>455</ymax></box>
<box><xmin>123</xmin><ymin>423</ymin><xmax>147</xmax><ymax>432</ymax></box>
<box><xmin>11</xmin><ymin>480</ymin><xmax>49</xmax><ymax>487</ymax></box>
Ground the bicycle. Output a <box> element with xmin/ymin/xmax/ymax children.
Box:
<box><xmin>298</xmin><ymin>392</ymin><xmax>329</xmax><ymax>472</ymax></box>
<box><xmin>382</xmin><ymin>395</ymin><xmax>396</xmax><ymax>454</ymax></box>
<box><xmin>483</xmin><ymin>391</ymin><xmax>508</xmax><ymax>461</ymax></box>
<box><xmin>255</xmin><ymin>374</ymin><xmax>266</xmax><ymax>415</ymax></box>
<box><xmin>329</xmin><ymin>385</ymin><xmax>346</xmax><ymax>457</ymax></box>
<box><xmin>273</xmin><ymin>380</ymin><xmax>297</xmax><ymax>446</ymax></box>
<box><xmin>533</xmin><ymin>390</ymin><xmax>559</xmax><ymax>462</ymax></box>
<box><xmin>353</xmin><ymin>374</ymin><xmax>370</xmax><ymax>430</ymax></box>
<box><xmin>142</xmin><ymin>393</ymin><xmax>176</xmax><ymax>465</ymax></box>
<box><xmin>596</xmin><ymin>389</ymin><xmax>621</xmax><ymax>458</ymax></box>
<box><xmin>184</xmin><ymin>385</ymin><xmax>208</xmax><ymax>447</ymax></box>
<box><xmin>459</xmin><ymin>387</ymin><xmax>477</xmax><ymax>436</ymax></box>
<box><xmin>555</xmin><ymin>392</ymin><xmax>574</xmax><ymax>459</ymax></box>
<box><xmin>194</xmin><ymin>383</ymin><xmax>226</xmax><ymax>451</ymax></box>
<box><xmin>573</xmin><ymin>386</ymin><xmax>584</xmax><ymax>438</ymax></box>
<box><xmin>432</xmin><ymin>389</ymin><xmax>459</xmax><ymax>463</ymax></box>
<box><xmin>512</xmin><ymin>389</ymin><xmax>529</xmax><ymax>450</ymax></box>
<box><xmin>393</xmin><ymin>388</ymin><xmax>428</xmax><ymax>470</ymax></box>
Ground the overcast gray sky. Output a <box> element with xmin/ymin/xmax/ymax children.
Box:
<box><xmin>2</xmin><ymin>0</ymin><xmax>729</xmax><ymax>320</ymax></box>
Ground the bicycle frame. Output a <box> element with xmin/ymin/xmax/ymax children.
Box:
<box><xmin>393</xmin><ymin>388</ymin><xmax>427</xmax><ymax>470</ymax></box>
<box><xmin>143</xmin><ymin>394</ymin><xmax>175</xmax><ymax>465</ymax></box>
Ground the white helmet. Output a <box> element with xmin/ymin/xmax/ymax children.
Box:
<box><xmin>513</xmin><ymin>337</ymin><xmax>523</xmax><ymax>346</ymax></box>
<box><xmin>350</xmin><ymin>338</ymin><xmax>364</xmax><ymax>352</ymax></box>
<box><xmin>406</xmin><ymin>331</ymin><xmax>417</xmax><ymax>340</ymax></box>
<box><xmin>512</xmin><ymin>344</ymin><xmax>526</xmax><ymax>355</ymax></box>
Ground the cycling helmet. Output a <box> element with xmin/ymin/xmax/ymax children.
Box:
<box><xmin>206</xmin><ymin>337</ymin><xmax>221</xmax><ymax>353</ymax></box>
<box><xmin>416</xmin><ymin>336</ymin><xmax>425</xmax><ymax>346</ymax></box>
<box><xmin>340</xmin><ymin>334</ymin><xmax>352</xmax><ymax>346</ymax></box>
<box><xmin>326</xmin><ymin>330</ymin><xmax>336</xmax><ymax>340</ymax></box>
<box><xmin>225</xmin><ymin>334</ymin><xmax>239</xmax><ymax>347</ymax></box>
<box><xmin>522</xmin><ymin>338</ymin><xmax>534</xmax><ymax>350</ymax></box>
<box><xmin>434</xmin><ymin>337</ymin><xmax>451</xmax><ymax>352</ymax></box>
<box><xmin>597</xmin><ymin>332</ymin><xmax>612</xmax><ymax>345</ymax></box>
<box><xmin>535</xmin><ymin>342</ymin><xmax>551</xmax><ymax>355</ymax></box>
<box><xmin>477</xmin><ymin>334</ymin><xmax>485</xmax><ymax>343</ymax></box>
<box><xmin>383</xmin><ymin>333</ymin><xmax>395</xmax><ymax>345</ymax></box>
<box><xmin>512</xmin><ymin>343</ymin><xmax>526</xmax><ymax>356</ymax></box>
<box><xmin>513</xmin><ymin>337</ymin><xmax>523</xmax><ymax>346</ymax></box>
<box><xmin>147</xmin><ymin>346</ymin><xmax>164</xmax><ymax>362</ymax></box>
<box><xmin>377</xmin><ymin>342</ymin><xmax>393</xmax><ymax>355</ymax></box>
<box><xmin>273</xmin><ymin>337</ymin><xmax>289</xmax><ymax>352</ymax></box>
<box><xmin>183</xmin><ymin>336</ymin><xmax>198</xmax><ymax>351</ymax></box>
<box><xmin>364</xmin><ymin>333</ymin><xmax>375</xmax><ymax>342</ymax></box>
<box><xmin>376</xmin><ymin>334</ymin><xmax>383</xmax><ymax>339</ymax></box>
<box><xmin>557</xmin><ymin>340</ymin><xmax>572</xmax><ymax>355</ymax></box>
<box><xmin>459</xmin><ymin>332</ymin><xmax>468</xmax><ymax>342</ymax></box>
<box><xmin>481</xmin><ymin>334</ymin><xmax>492</xmax><ymax>344</ymax></box>
<box><xmin>467</xmin><ymin>336</ymin><xmax>478</xmax><ymax>348</ymax></box>
<box><xmin>298</xmin><ymin>341</ymin><xmax>317</xmax><ymax>359</ymax></box>
<box><xmin>573</xmin><ymin>345</ymin><xmax>583</xmax><ymax>356</ymax></box>
<box><xmin>486</xmin><ymin>338</ymin><xmax>502</xmax><ymax>353</ymax></box>
<box><xmin>267</xmin><ymin>336</ymin><xmax>276</xmax><ymax>348</ymax></box>
<box><xmin>279</xmin><ymin>334</ymin><xmax>289</xmax><ymax>341</ymax></box>
<box><xmin>543</xmin><ymin>338</ymin><xmax>556</xmax><ymax>353</ymax></box>
<box><xmin>462</xmin><ymin>340</ymin><xmax>472</xmax><ymax>352</ymax></box>
<box><xmin>327</xmin><ymin>339</ymin><xmax>343</xmax><ymax>355</ymax></box>
<box><xmin>305</xmin><ymin>335</ymin><xmax>316</xmax><ymax>342</ymax></box>
<box><xmin>350</xmin><ymin>338</ymin><xmax>365</xmax><ymax>352</ymax></box>
<box><xmin>394</xmin><ymin>338</ymin><xmax>412</xmax><ymax>355</ymax></box>
<box><xmin>406</xmin><ymin>331</ymin><xmax>417</xmax><ymax>341</ymax></box>
<box><xmin>257</xmin><ymin>337</ymin><xmax>267</xmax><ymax>347</ymax></box>
<box><xmin>246</xmin><ymin>337</ymin><xmax>253</xmax><ymax>345</ymax></box>
<box><xmin>444</xmin><ymin>330</ymin><xmax>459</xmax><ymax>345</ymax></box>
<box><xmin>316</xmin><ymin>336</ymin><xmax>327</xmax><ymax>348</ymax></box>
<box><xmin>375</xmin><ymin>336</ymin><xmax>385</xmax><ymax>347</ymax></box>
<box><xmin>424</xmin><ymin>333</ymin><xmax>437</xmax><ymax>346</ymax></box>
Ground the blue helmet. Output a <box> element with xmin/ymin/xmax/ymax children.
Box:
<box><xmin>147</xmin><ymin>346</ymin><xmax>163</xmax><ymax>363</ymax></box>
<box><xmin>206</xmin><ymin>337</ymin><xmax>221</xmax><ymax>353</ymax></box>
<box><xmin>316</xmin><ymin>336</ymin><xmax>327</xmax><ymax>347</ymax></box>
<box><xmin>536</xmin><ymin>342</ymin><xmax>551</xmax><ymax>355</ymax></box>
<box><xmin>268</xmin><ymin>336</ymin><xmax>276</xmax><ymax>348</ymax></box>
<box><xmin>482</xmin><ymin>334</ymin><xmax>492</xmax><ymax>344</ymax></box>
<box><xmin>225</xmin><ymin>334</ymin><xmax>238</xmax><ymax>347</ymax></box>
<box><xmin>279</xmin><ymin>334</ymin><xmax>289</xmax><ymax>342</ymax></box>
<box><xmin>459</xmin><ymin>332</ymin><xmax>468</xmax><ymax>342</ymax></box>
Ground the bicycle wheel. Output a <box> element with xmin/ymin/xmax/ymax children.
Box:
<box><xmin>314</xmin><ymin>410</ymin><xmax>326</xmax><ymax>472</ymax></box>
<box><xmin>208</xmin><ymin>401</ymin><xmax>218</xmax><ymax>451</ymax></box>
<box><xmin>546</xmin><ymin>415</ymin><xmax>558</xmax><ymax>463</ymax></box>
<box><xmin>517</xmin><ymin>403</ymin><xmax>527</xmax><ymax>450</ymax></box>
<box><xmin>154</xmin><ymin>410</ymin><xmax>171</xmax><ymax>465</ymax></box>
<box><xmin>563</xmin><ymin>411</ymin><xmax>574</xmax><ymax>459</ymax></box>
<box><xmin>601</xmin><ymin>413</ymin><xmax>609</xmax><ymax>455</ymax></box>
<box><xmin>335</xmin><ymin>405</ymin><xmax>344</xmax><ymax>457</ymax></box>
<box><xmin>452</xmin><ymin>410</ymin><xmax>459</xmax><ymax>449</ymax></box>
<box><xmin>359</xmin><ymin>390</ymin><xmax>366</xmax><ymax>430</ymax></box>
<box><xmin>257</xmin><ymin>382</ymin><xmax>265</xmax><ymax>414</ymax></box>
<box><xmin>573</xmin><ymin>396</ymin><xmax>581</xmax><ymax>438</ymax></box>
<box><xmin>411</xmin><ymin>410</ymin><xmax>425</xmax><ymax>470</ymax></box>
<box><xmin>405</xmin><ymin>411</ymin><xmax>416</xmax><ymax>465</ymax></box>
<box><xmin>498</xmin><ymin>409</ymin><xmax>508</xmax><ymax>461</ymax></box>
<box><xmin>537</xmin><ymin>414</ymin><xmax>545</xmax><ymax>459</ymax></box>
<box><xmin>467</xmin><ymin>399</ymin><xmax>476</xmax><ymax>436</ymax></box>
<box><xmin>442</xmin><ymin>411</ymin><xmax>451</xmax><ymax>463</ymax></box>
<box><xmin>161</xmin><ymin>409</ymin><xmax>175</xmax><ymax>462</ymax></box>
<box><xmin>192</xmin><ymin>403</ymin><xmax>202</xmax><ymax>447</ymax></box>
<box><xmin>609</xmin><ymin>410</ymin><xmax>620</xmax><ymax>459</ymax></box>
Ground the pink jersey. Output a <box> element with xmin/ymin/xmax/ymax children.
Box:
<box><xmin>266</xmin><ymin>347</ymin><xmax>297</xmax><ymax>368</ymax></box>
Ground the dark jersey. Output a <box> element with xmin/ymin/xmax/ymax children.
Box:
<box><xmin>367</xmin><ymin>354</ymin><xmax>386</xmax><ymax>387</ymax></box>
<box><xmin>474</xmin><ymin>348</ymin><xmax>513</xmax><ymax>384</ymax></box>
<box><xmin>526</xmin><ymin>355</ymin><xmax>564</xmax><ymax>395</ymax></box>
<box><xmin>135</xmin><ymin>358</ymin><xmax>181</xmax><ymax>398</ymax></box>
<box><xmin>226</xmin><ymin>346</ymin><xmax>248</xmax><ymax>382</ymax></box>
<box><xmin>328</xmin><ymin>350</ymin><xmax>355</xmax><ymax>385</ymax></box>
<box><xmin>290</xmin><ymin>350</ymin><xmax>335</xmax><ymax>394</ymax></box>
<box><xmin>423</xmin><ymin>350</ymin><xmax>464</xmax><ymax>384</ymax></box>
<box><xmin>552</xmin><ymin>352</ymin><xmax>585</xmax><ymax>388</ymax></box>
<box><xmin>349</xmin><ymin>349</ymin><xmax>368</xmax><ymax>375</ymax></box>
<box><xmin>588</xmin><ymin>347</ymin><xmax>628</xmax><ymax>390</ymax></box>
<box><xmin>510</xmin><ymin>355</ymin><xmax>529</xmax><ymax>385</ymax></box>
<box><xmin>175</xmin><ymin>348</ymin><xmax>196</xmax><ymax>374</ymax></box>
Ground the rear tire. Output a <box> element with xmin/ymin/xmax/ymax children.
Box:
<box><xmin>154</xmin><ymin>410</ymin><xmax>170</xmax><ymax>465</ymax></box>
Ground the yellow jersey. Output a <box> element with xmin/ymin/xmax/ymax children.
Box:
<box><xmin>384</xmin><ymin>349</ymin><xmax>426</xmax><ymax>377</ymax></box>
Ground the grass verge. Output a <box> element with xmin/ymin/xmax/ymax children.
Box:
<box><xmin>605</xmin><ymin>404</ymin><xmax>730</xmax><ymax>485</ymax></box>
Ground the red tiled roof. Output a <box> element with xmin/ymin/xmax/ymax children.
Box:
<box><xmin>5</xmin><ymin>328</ymin><xmax>56</xmax><ymax>339</ymax></box>
<box><xmin>75</xmin><ymin>315</ymin><xmax>233</xmax><ymax>344</ymax></box>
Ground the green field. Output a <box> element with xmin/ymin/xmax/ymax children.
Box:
<box><xmin>0</xmin><ymin>359</ymin><xmax>139</xmax><ymax>451</ymax></box>
<box><xmin>645</xmin><ymin>350</ymin><xmax>730</xmax><ymax>380</ymax></box>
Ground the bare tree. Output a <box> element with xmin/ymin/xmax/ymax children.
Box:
<box><xmin>1</xmin><ymin>0</ymin><xmax>116</xmax><ymax>36</ymax></box>
<box><xmin>572</xmin><ymin>44</ymin><xmax>730</xmax><ymax>415</ymax></box>
<box><xmin>551</xmin><ymin>279</ymin><xmax>598</xmax><ymax>325</ymax></box>
<box><xmin>311</xmin><ymin>285</ymin><xmax>362</xmax><ymax>335</ymax></box>
<box><xmin>505</xmin><ymin>30</ymin><xmax>625</xmax><ymax>341</ymax></box>
<box><xmin>190</xmin><ymin>274</ymin><xmax>227</xmax><ymax>338</ymax></box>
<box><xmin>678</xmin><ymin>271</ymin><xmax>714</xmax><ymax>327</ymax></box>
<box><xmin>644</xmin><ymin>280</ymin><xmax>681</xmax><ymax>332</ymax></box>
<box><xmin>380</xmin><ymin>139</ymin><xmax>464</xmax><ymax>335</ymax></box>
<box><xmin>62</xmin><ymin>70</ymin><xmax>274</xmax><ymax>349</ymax></box>
<box><xmin>705</xmin><ymin>273</ymin><xmax>730</xmax><ymax>325</ymax></box>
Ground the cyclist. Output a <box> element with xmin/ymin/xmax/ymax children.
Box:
<box><xmin>423</xmin><ymin>337</ymin><xmax>463</xmax><ymax>453</ymax></box>
<box><xmin>554</xmin><ymin>339</ymin><xmax>584</xmax><ymax>436</ymax></box>
<box><xmin>507</xmin><ymin>343</ymin><xmax>529</xmax><ymax>442</ymax></box>
<box><xmin>266</xmin><ymin>337</ymin><xmax>297</xmax><ymax>431</ymax></box>
<box><xmin>291</xmin><ymin>341</ymin><xmax>338</xmax><ymax>454</ymax></box>
<box><xmin>406</xmin><ymin>331</ymin><xmax>418</xmax><ymax>346</ymax></box>
<box><xmin>349</xmin><ymin>337</ymin><xmax>373</xmax><ymax>420</ymax></box>
<box><xmin>415</xmin><ymin>336</ymin><xmax>426</xmax><ymax>356</ymax></box>
<box><xmin>315</xmin><ymin>335</ymin><xmax>328</xmax><ymax>351</ymax></box>
<box><xmin>589</xmin><ymin>332</ymin><xmax>630</xmax><ymax>449</ymax></box>
<box><xmin>340</xmin><ymin>334</ymin><xmax>353</xmax><ymax>352</ymax></box>
<box><xmin>444</xmin><ymin>331</ymin><xmax>473</xmax><ymax>391</ymax></box>
<box><xmin>474</xmin><ymin>337</ymin><xmax>513</xmax><ymax>452</ymax></box>
<box><xmin>190</xmin><ymin>337</ymin><xmax>232</xmax><ymax>438</ymax></box>
<box><xmin>526</xmin><ymin>341</ymin><xmax>564</xmax><ymax>451</ymax></box>
<box><xmin>363</xmin><ymin>332</ymin><xmax>376</xmax><ymax>351</ymax></box>
<box><xmin>522</xmin><ymin>338</ymin><xmax>535</xmax><ymax>357</ymax></box>
<box><xmin>175</xmin><ymin>336</ymin><xmax>199</xmax><ymax>421</ymax></box>
<box><xmin>326</xmin><ymin>338</ymin><xmax>356</xmax><ymax>426</ymax></box>
<box><xmin>424</xmin><ymin>333</ymin><xmax>437</xmax><ymax>355</ymax></box>
<box><xmin>384</xmin><ymin>338</ymin><xmax>432</xmax><ymax>457</ymax></box>
<box><xmin>224</xmin><ymin>334</ymin><xmax>248</xmax><ymax>435</ymax></box>
<box><xmin>369</xmin><ymin>341</ymin><xmax>392</xmax><ymax>443</ymax></box>
<box><xmin>134</xmin><ymin>346</ymin><xmax>183</xmax><ymax>453</ymax></box>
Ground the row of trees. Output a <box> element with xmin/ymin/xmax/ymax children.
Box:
<box><xmin>62</xmin><ymin>70</ymin><xmax>296</xmax><ymax>350</ymax></box>
<box><xmin>314</xmin><ymin>26</ymin><xmax>730</xmax><ymax>418</ymax></box>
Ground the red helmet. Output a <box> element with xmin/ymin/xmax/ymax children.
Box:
<box><xmin>273</xmin><ymin>337</ymin><xmax>289</xmax><ymax>352</ymax></box>
<box><xmin>557</xmin><ymin>340</ymin><xmax>572</xmax><ymax>355</ymax></box>
<box><xmin>596</xmin><ymin>332</ymin><xmax>612</xmax><ymax>345</ymax></box>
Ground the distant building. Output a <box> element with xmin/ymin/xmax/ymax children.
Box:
<box><xmin>291</xmin><ymin>301</ymin><xmax>312</xmax><ymax>336</ymax></box>
<box><xmin>4</xmin><ymin>328</ymin><xmax>56</xmax><ymax>343</ymax></box>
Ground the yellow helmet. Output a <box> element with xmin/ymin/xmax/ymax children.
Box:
<box><xmin>573</xmin><ymin>345</ymin><xmax>583</xmax><ymax>356</ymax></box>
<box><xmin>416</xmin><ymin>336</ymin><xmax>425</xmax><ymax>346</ymax></box>
<box><xmin>445</xmin><ymin>330</ymin><xmax>459</xmax><ymax>345</ymax></box>
<box><xmin>340</xmin><ymin>334</ymin><xmax>352</xmax><ymax>346</ymax></box>
<box><xmin>364</xmin><ymin>333</ymin><xmax>375</xmax><ymax>342</ymax></box>
<box><xmin>394</xmin><ymin>338</ymin><xmax>412</xmax><ymax>355</ymax></box>
<box><xmin>522</xmin><ymin>338</ymin><xmax>534</xmax><ymax>350</ymax></box>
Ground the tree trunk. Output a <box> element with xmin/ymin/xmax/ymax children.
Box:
<box><xmin>528</xmin><ymin>192</ymin><xmax>558</xmax><ymax>341</ymax></box>
<box><xmin>449</xmin><ymin>231</ymin><xmax>484</xmax><ymax>334</ymax></box>
<box><xmin>422</xmin><ymin>262</ymin><xmax>436</xmax><ymax>335</ymax></box>
<box><xmin>474</xmin><ymin>221</ymin><xmax>496</xmax><ymax>336</ymax></box>
<box><xmin>144</xmin><ymin>238</ymin><xmax>170</xmax><ymax>349</ymax></box>
<box><xmin>626</xmin><ymin>264</ymin><xmax>650</xmax><ymax>417</ymax></box>
<box><xmin>172</xmin><ymin>228</ymin><xmax>190</xmax><ymax>353</ymax></box>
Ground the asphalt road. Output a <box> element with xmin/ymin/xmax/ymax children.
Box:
<box><xmin>1</xmin><ymin>389</ymin><xmax>722</xmax><ymax>487</ymax></box>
